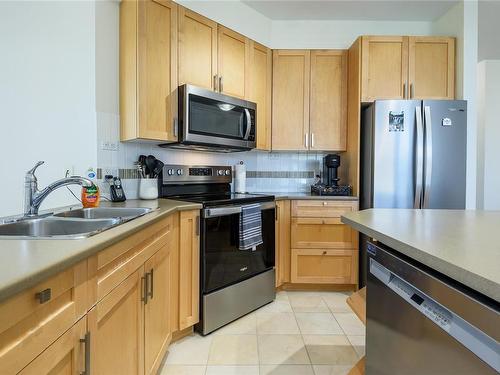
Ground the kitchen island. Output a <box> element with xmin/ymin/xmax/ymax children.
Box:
<box><xmin>342</xmin><ymin>208</ymin><xmax>499</xmax><ymax>375</ymax></box>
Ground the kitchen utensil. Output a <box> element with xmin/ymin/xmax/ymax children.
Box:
<box><xmin>151</xmin><ymin>159</ymin><xmax>164</xmax><ymax>178</ymax></box>
<box><xmin>146</xmin><ymin>155</ymin><xmax>156</xmax><ymax>177</ymax></box>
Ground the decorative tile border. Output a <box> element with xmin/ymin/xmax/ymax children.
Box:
<box><xmin>97</xmin><ymin>168</ymin><xmax>315</xmax><ymax>180</ymax></box>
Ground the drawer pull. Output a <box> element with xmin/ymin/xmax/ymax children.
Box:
<box><xmin>35</xmin><ymin>288</ymin><xmax>51</xmax><ymax>304</ymax></box>
<box><xmin>323</xmin><ymin>202</ymin><xmax>327</xmax><ymax>206</ymax></box>
<box><xmin>322</xmin><ymin>251</ymin><xmax>327</xmax><ymax>255</ymax></box>
<box><xmin>80</xmin><ymin>332</ymin><xmax>90</xmax><ymax>375</ymax></box>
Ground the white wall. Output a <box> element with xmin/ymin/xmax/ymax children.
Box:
<box><xmin>271</xmin><ymin>20</ymin><xmax>433</xmax><ymax>49</ymax></box>
<box><xmin>0</xmin><ymin>1</ymin><xmax>97</xmax><ymax>217</ymax></box>
<box><xmin>476</xmin><ymin>60</ymin><xmax>500</xmax><ymax>210</ymax></box>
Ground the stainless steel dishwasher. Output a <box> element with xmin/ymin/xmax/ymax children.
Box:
<box><xmin>366</xmin><ymin>241</ymin><xmax>500</xmax><ymax>375</ymax></box>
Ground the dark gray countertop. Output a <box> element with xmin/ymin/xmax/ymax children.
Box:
<box><xmin>342</xmin><ymin>209</ymin><xmax>500</xmax><ymax>302</ymax></box>
<box><xmin>0</xmin><ymin>199</ymin><xmax>201</xmax><ymax>303</ymax></box>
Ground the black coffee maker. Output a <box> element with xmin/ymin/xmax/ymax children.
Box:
<box><xmin>311</xmin><ymin>154</ymin><xmax>352</xmax><ymax>196</ymax></box>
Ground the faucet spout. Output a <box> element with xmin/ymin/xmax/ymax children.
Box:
<box><xmin>23</xmin><ymin>161</ymin><xmax>95</xmax><ymax>217</ymax></box>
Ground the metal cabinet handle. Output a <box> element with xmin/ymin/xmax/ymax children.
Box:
<box><xmin>195</xmin><ymin>216</ymin><xmax>200</xmax><ymax>236</ymax></box>
<box><xmin>219</xmin><ymin>76</ymin><xmax>223</xmax><ymax>93</ymax></box>
<box><xmin>410</xmin><ymin>83</ymin><xmax>415</xmax><ymax>99</ymax></box>
<box><xmin>403</xmin><ymin>82</ymin><xmax>407</xmax><ymax>99</ymax></box>
<box><xmin>275</xmin><ymin>204</ymin><xmax>279</xmax><ymax>222</ymax></box>
<box><xmin>147</xmin><ymin>269</ymin><xmax>154</xmax><ymax>300</ymax></box>
<box><xmin>141</xmin><ymin>274</ymin><xmax>149</xmax><ymax>304</ymax></box>
<box><xmin>80</xmin><ymin>332</ymin><xmax>90</xmax><ymax>375</ymax></box>
<box><xmin>35</xmin><ymin>288</ymin><xmax>51</xmax><ymax>304</ymax></box>
<box><xmin>304</xmin><ymin>133</ymin><xmax>309</xmax><ymax>148</ymax></box>
<box><xmin>311</xmin><ymin>133</ymin><xmax>315</xmax><ymax>148</ymax></box>
<box><xmin>213</xmin><ymin>75</ymin><xmax>218</xmax><ymax>91</ymax></box>
<box><xmin>322</xmin><ymin>251</ymin><xmax>327</xmax><ymax>255</ymax></box>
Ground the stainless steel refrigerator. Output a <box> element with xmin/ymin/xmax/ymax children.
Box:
<box><xmin>359</xmin><ymin>100</ymin><xmax>467</xmax><ymax>286</ymax></box>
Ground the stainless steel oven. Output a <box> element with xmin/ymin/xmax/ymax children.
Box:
<box><xmin>161</xmin><ymin>84</ymin><xmax>256</xmax><ymax>152</ymax></box>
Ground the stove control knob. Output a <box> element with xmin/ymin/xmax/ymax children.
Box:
<box><xmin>176</xmin><ymin>169</ymin><xmax>183</xmax><ymax>176</ymax></box>
<box><xmin>217</xmin><ymin>170</ymin><xmax>224</xmax><ymax>176</ymax></box>
<box><xmin>167</xmin><ymin>169</ymin><xmax>174</xmax><ymax>176</ymax></box>
<box><xmin>225</xmin><ymin>170</ymin><xmax>231</xmax><ymax>176</ymax></box>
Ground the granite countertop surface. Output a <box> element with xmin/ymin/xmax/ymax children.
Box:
<box><xmin>256</xmin><ymin>192</ymin><xmax>359</xmax><ymax>201</ymax></box>
<box><xmin>0</xmin><ymin>199</ymin><xmax>201</xmax><ymax>303</ymax></box>
<box><xmin>342</xmin><ymin>209</ymin><xmax>500</xmax><ymax>302</ymax></box>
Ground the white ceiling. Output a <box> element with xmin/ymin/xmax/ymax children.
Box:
<box><xmin>242</xmin><ymin>0</ymin><xmax>460</xmax><ymax>21</ymax></box>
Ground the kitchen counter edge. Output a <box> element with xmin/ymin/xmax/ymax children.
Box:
<box><xmin>0</xmin><ymin>199</ymin><xmax>202</xmax><ymax>303</ymax></box>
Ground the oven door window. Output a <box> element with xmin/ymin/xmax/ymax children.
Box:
<box><xmin>202</xmin><ymin>208</ymin><xmax>275</xmax><ymax>294</ymax></box>
<box><xmin>189</xmin><ymin>94</ymin><xmax>255</xmax><ymax>141</ymax></box>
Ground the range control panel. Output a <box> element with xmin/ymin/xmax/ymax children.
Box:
<box><xmin>162</xmin><ymin>165</ymin><xmax>232</xmax><ymax>184</ymax></box>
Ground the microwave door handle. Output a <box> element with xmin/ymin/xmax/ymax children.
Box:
<box><xmin>243</xmin><ymin>109</ymin><xmax>252</xmax><ymax>140</ymax></box>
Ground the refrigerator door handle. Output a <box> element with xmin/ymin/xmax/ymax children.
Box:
<box><xmin>414</xmin><ymin>106</ymin><xmax>424</xmax><ymax>209</ymax></box>
<box><xmin>423</xmin><ymin>106</ymin><xmax>433</xmax><ymax>208</ymax></box>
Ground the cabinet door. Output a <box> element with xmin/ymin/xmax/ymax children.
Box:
<box><xmin>178</xmin><ymin>7</ymin><xmax>218</xmax><ymax>90</ymax></box>
<box><xmin>179</xmin><ymin>210</ymin><xmax>200</xmax><ymax>330</ymax></box>
<box><xmin>250</xmin><ymin>41</ymin><xmax>272</xmax><ymax>150</ymax></box>
<box><xmin>291</xmin><ymin>249</ymin><xmax>358</xmax><ymax>284</ymax></box>
<box><xmin>291</xmin><ymin>217</ymin><xmax>358</xmax><ymax>249</ymax></box>
<box><xmin>19</xmin><ymin>318</ymin><xmax>86</xmax><ymax>375</ymax></box>
<box><xmin>310</xmin><ymin>50</ymin><xmax>347</xmax><ymax>151</ymax></box>
<box><xmin>218</xmin><ymin>26</ymin><xmax>250</xmax><ymax>98</ymax></box>
<box><xmin>361</xmin><ymin>36</ymin><xmax>408</xmax><ymax>102</ymax></box>
<box><xmin>408</xmin><ymin>37</ymin><xmax>455</xmax><ymax>99</ymax></box>
<box><xmin>144</xmin><ymin>244</ymin><xmax>173</xmax><ymax>375</ymax></box>
<box><xmin>0</xmin><ymin>261</ymin><xmax>87</xmax><ymax>374</ymax></box>
<box><xmin>275</xmin><ymin>200</ymin><xmax>291</xmax><ymax>287</ymax></box>
<box><xmin>88</xmin><ymin>267</ymin><xmax>145</xmax><ymax>375</ymax></box>
<box><xmin>272</xmin><ymin>50</ymin><xmax>310</xmax><ymax>150</ymax></box>
<box><xmin>138</xmin><ymin>0</ymin><xmax>178</xmax><ymax>141</ymax></box>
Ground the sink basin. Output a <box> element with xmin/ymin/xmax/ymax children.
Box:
<box><xmin>0</xmin><ymin>217</ymin><xmax>120</xmax><ymax>239</ymax></box>
<box><xmin>54</xmin><ymin>207</ymin><xmax>152</xmax><ymax>220</ymax></box>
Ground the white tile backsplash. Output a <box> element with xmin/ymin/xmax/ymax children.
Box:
<box><xmin>97</xmin><ymin>111</ymin><xmax>324</xmax><ymax>197</ymax></box>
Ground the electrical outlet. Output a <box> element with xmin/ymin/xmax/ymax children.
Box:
<box><xmin>103</xmin><ymin>168</ymin><xmax>118</xmax><ymax>178</ymax></box>
<box><xmin>101</xmin><ymin>141</ymin><xmax>119</xmax><ymax>151</ymax></box>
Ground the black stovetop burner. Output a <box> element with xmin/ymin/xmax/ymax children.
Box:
<box><xmin>168</xmin><ymin>192</ymin><xmax>275</xmax><ymax>207</ymax></box>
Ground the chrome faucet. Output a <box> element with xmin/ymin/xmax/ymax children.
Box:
<box><xmin>24</xmin><ymin>161</ymin><xmax>95</xmax><ymax>217</ymax></box>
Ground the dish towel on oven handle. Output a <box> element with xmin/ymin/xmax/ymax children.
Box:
<box><xmin>239</xmin><ymin>203</ymin><xmax>263</xmax><ymax>250</ymax></box>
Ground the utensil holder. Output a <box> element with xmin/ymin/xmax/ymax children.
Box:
<box><xmin>139</xmin><ymin>178</ymin><xmax>158</xmax><ymax>200</ymax></box>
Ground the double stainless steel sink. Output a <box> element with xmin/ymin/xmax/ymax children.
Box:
<box><xmin>0</xmin><ymin>207</ymin><xmax>153</xmax><ymax>239</ymax></box>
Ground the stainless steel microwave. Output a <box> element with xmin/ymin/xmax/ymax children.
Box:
<box><xmin>161</xmin><ymin>84</ymin><xmax>256</xmax><ymax>152</ymax></box>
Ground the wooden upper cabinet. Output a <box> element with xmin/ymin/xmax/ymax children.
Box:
<box><xmin>272</xmin><ymin>50</ymin><xmax>310</xmax><ymax>150</ymax></box>
<box><xmin>120</xmin><ymin>0</ymin><xmax>178</xmax><ymax>142</ymax></box>
<box><xmin>361</xmin><ymin>36</ymin><xmax>409</xmax><ymax>102</ymax></box>
<box><xmin>218</xmin><ymin>26</ymin><xmax>250</xmax><ymax>98</ymax></box>
<box><xmin>408</xmin><ymin>36</ymin><xmax>455</xmax><ymax>99</ymax></box>
<box><xmin>310</xmin><ymin>50</ymin><xmax>347</xmax><ymax>151</ymax></box>
<box><xmin>250</xmin><ymin>41</ymin><xmax>272</xmax><ymax>150</ymax></box>
<box><xmin>178</xmin><ymin>7</ymin><xmax>218</xmax><ymax>90</ymax></box>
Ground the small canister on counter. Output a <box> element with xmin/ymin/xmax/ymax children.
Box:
<box><xmin>234</xmin><ymin>161</ymin><xmax>246</xmax><ymax>193</ymax></box>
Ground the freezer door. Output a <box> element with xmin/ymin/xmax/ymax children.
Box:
<box><xmin>423</xmin><ymin>100</ymin><xmax>467</xmax><ymax>209</ymax></box>
<box><xmin>371</xmin><ymin>100</ymin><xmax>421</xmax><ymax>208</ymax></box>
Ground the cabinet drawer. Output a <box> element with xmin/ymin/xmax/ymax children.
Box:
<box><xmin>89</xmin><ymin>215</ymin><xmax>174</xmax><ymax>305</ymax></box>
<box><xmin>291</xmin><ymin>249</ymin><xmax>357</xmax><ymax>284</ymax></box>
<box><xmin>0</xmin><ymin>261</ymin><xmax>87</xmax><ymax>374</ymax></box>
<box><xmin>291</xmin><ymin>217</ymin><xmax>358</xmax><ymax>249</ymax></box>
<box><xmin>291</xmin><ymin>200</ymin><xmax>358</xmax><ymax>218</ymax></box>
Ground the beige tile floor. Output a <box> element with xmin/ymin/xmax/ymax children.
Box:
<box><xmin>160</xmin><ymin>291</ymin><xmax>365</xmax><ymax>375</ymax></box>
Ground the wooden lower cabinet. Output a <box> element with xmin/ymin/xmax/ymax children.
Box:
<box><xmin>291</xmin><ymin>217</ymin><xmax>358</xmax><ymax>249</ymax></box>
<box><xmin>0</xmin><ymin>261</ymin><xmax>87</xmax><ymax>374</ymax></box>
<box><xmin>144</xmin><ymin>244</ymin><xmax>173</xmax><ymax>375</ymax></box>
<box><xmin>275</xmin><ymin>200</ymin><xmax>291</xmax><ymax>287</ymax></box>
<box><xmin>18</xmin><ymin>318</ymin><xmax>87</xmax><ymax>375</ymax></box>
<box><xmin>88</xmin><ymin>267</ymin><xmax>145</xmax><ymax>375</ymax></box>
<box><xmin>179</xmin><ymin>210</ymin><xmax>200</xmax><ymax>330</ymax></box>
<box><xmin>291</xmin><ymin>249</ymin><xmax>358</xmax><ymax>284</ymax></box>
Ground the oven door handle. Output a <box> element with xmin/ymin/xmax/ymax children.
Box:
<box><xmin>204</xmin><ymin>201</ymin><xmax>275</xmax><ymax>218</ymax></box>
